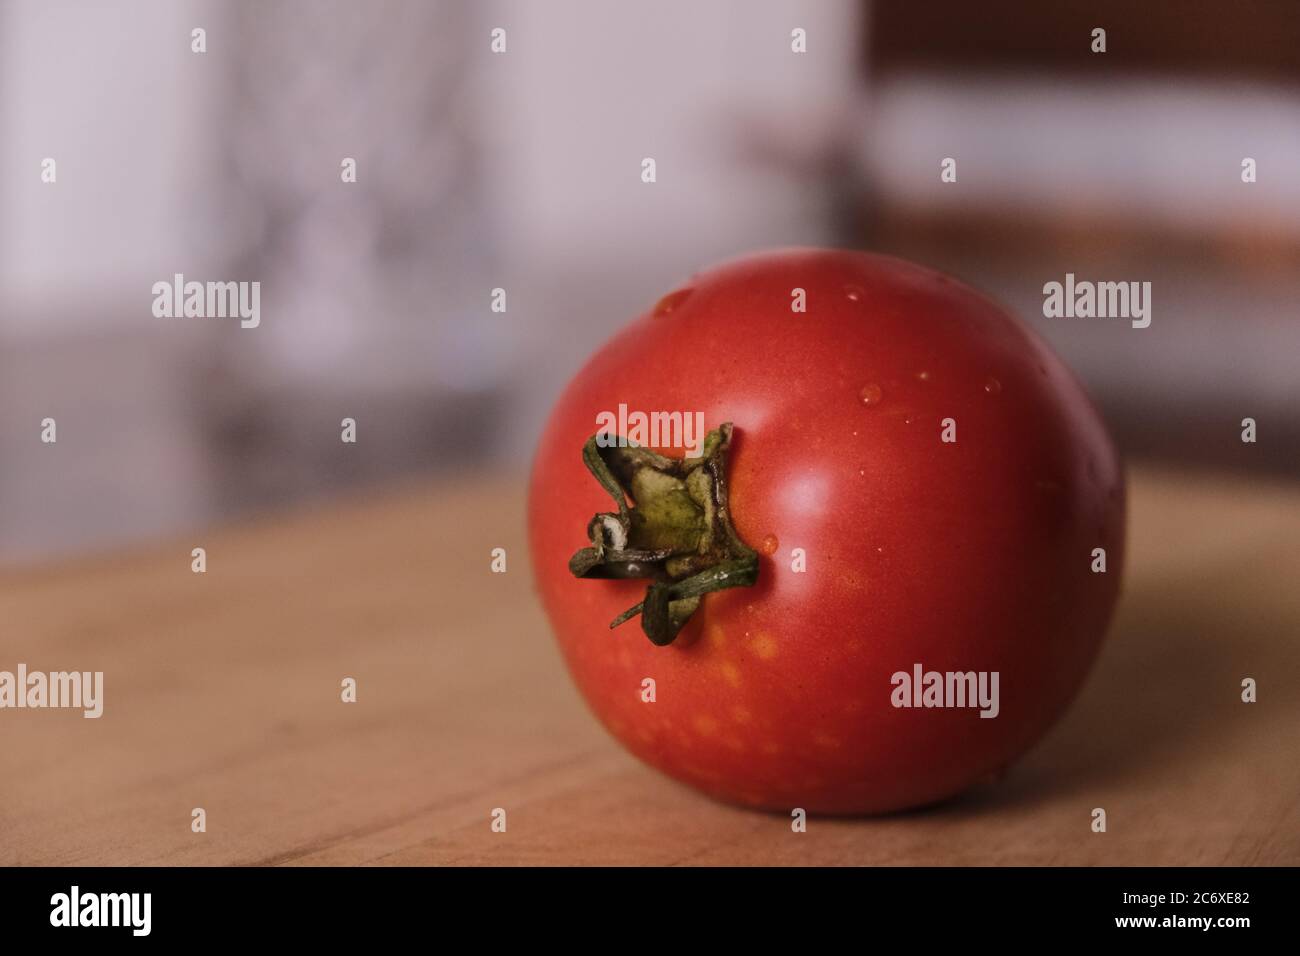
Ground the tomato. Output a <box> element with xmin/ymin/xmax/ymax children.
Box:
<box><xmin>527</xmin><ymin>248</ymin><xmax>1124</xmax><ymax>814</ymax></box>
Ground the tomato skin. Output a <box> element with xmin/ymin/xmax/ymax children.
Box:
<box><xmin>528</xmin><ymin>249</ymin><xmax>1124</xmax><ymax>814</ymax></box>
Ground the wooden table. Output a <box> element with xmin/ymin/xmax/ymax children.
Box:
<box><xmin>3</xmin><ymin>467</ymin><xmax>1298</xmax><ymax>866</ymax></box>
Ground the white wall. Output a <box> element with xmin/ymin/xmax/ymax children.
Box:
<box><xmin>0</xmin><ymin>0</ymin><xmax>223</xmax><ymax>335</ymax></box>
<box><xmin>480</xmin><ymin>0</ymin><xmax>862</xmax><ymax>455</ymax></box>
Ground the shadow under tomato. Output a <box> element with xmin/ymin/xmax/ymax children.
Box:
<box><xmin>965</xmin><ymin>566</ymin><xmax>1299</xmax><ymax>811</ymax></box>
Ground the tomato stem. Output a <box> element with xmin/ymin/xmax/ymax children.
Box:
<box><xmin>568</xmin><ymin>422</ymin><xmax>759</xmax><ymax>646</ymax></box>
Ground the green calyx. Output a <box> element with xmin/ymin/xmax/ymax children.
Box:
<box><xmin>568</xmin><ymin>422</ymin><xmax>759</xmax><ymax>646</ymax></box>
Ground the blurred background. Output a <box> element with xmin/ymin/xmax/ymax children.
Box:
<box><xmin>1</xmin><ymin>0</ymin><xmax>1297</xmax><ymax>563</ymax></box>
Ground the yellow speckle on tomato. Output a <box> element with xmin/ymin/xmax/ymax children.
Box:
<box><xmin>752</xmin><ymin>632</ymin><xmax>778</xmax><ymax>660</ymax></box>
<box><xmin>731</xmin><ymin>706</ymin><xmax>752</xmax><ymax>724</ymax></box>
<box><xmin>813</xmin><ymin>733</ymin><xmax>842</xmax><ymax>750</ymax></box>
<box><xmin>683</xmin><ymin>763</ymin><xmax>723</xmax><ymax>783</ymax></box>
<box><xmin>693</xmin><ymin>715</ymin><xmax>719</xmax><ymax>736</ymax></box>
<box><xmin>720</xmin><ymin>661</ymin><xmax>742</xmax><ymax>687</ymax></box>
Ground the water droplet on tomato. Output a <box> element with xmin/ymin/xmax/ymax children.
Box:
<box><xmin>984</xmin><ymin>377</ymin><xmax>1002</xmax><ymax>395</ymax></box>
<box><xmin>859</xmin><ymin>383</ymin><xmax>883</xmax><ymax>406</ymax></box>
<box><xmin>916</xmin><ymin>370</ymin><xmax>931</xmax><ymax>382</ymax></box>
<box><xmin>843</xmin><ymin>284</ymin><xmax>865</xmax><ymax>302</ymax></box>
<box><xmin>653</xmin><ymin>287</ymin><xmax>692</xmax><ymax>317</ymax></box>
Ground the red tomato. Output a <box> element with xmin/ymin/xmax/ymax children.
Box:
<box><xmin>528</xmin><ymin>249</ymin><xmax>1124</xmax><ymax>814</ymax></box>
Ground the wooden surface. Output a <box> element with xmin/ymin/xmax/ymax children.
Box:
<box><xmin>2</xmin><ymin>466</ymin><xmax>1298</xmax><ymax>866</ymax></box>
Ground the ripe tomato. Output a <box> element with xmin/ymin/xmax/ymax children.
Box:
<box><xmin>528</xmin><ymin>249</ymin><xmax>1124</xmax><ymax>814</ymax></box>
